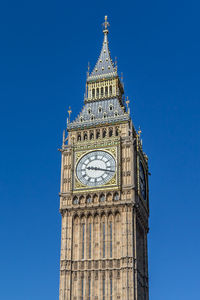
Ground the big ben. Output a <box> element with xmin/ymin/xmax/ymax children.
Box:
<box><xmin>59</xmin><ymin>16</ymin><xmax>150</xmax><ymax>300</ymax></box>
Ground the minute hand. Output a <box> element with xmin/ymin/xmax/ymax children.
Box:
<box><xmin>87</xmin><ymin>166</ymin><xmax>115</xmax><ymax>172</ymax></box>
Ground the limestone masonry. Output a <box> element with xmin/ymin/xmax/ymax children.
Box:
<box><xmin>59</xmin><ymin>16</ymin><xmax>150</xmax><ymax>300</ymax></box>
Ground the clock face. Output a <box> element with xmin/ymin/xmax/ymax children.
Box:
<box><xmin>139</xmin><ymin>161</ymin><xmax>146</xmax><ymax>200</ymax></box>
<box><xmin>76</xmin><ymin>150</ymin><xmax>116</xmax><ymax>187</ymax></box>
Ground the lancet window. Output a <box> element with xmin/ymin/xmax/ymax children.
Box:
<box><xmin>103</xmin><ymin>277</ymin><xmax>105</xmax><ymax>300</ymax></box>
<box><xmin>102</xmin><ymin>222</ymin><xmax>105</xmax><ymax>258</ymax></box>
<box><xmin>110</xmin><ymin>278</ymin><xmax>113</xmax><ymax>300</ymax></box>
<box><xmin>88</xmin><ymin>278</ymin><xmax>91</xmax><ymax>300</ymax></box>
<box><xmin>110</xmin><ymin>222</ymin><xmax>113</xmax><ymax>258</ymax></box>
<box><xmin>82</xmin><ymin>223</ymin><xmax>85</xmax><ymax>259</ymax></box>
<box><xmin>89</xmin><ymin>223</ymin><xmax>92</xmax><ymax>259</ymax></box>
<box><xmin>96</xmin><ymin>88</ymin><xmax>99</xmax><ymax>98</ymax></box>
<box><xmin>105</xmin><ymin>86</ymin><xmax>108</xmax><ymax>96</ymax></box>
<box><xmin>81</xmin><ymin>278</ymin><xmax>84</xmax><ymax>300</ymax></box>
<box><xmin>92</xmin><ymin>88</ymin><xmax>95</xmax><ymax>98</ymax></box>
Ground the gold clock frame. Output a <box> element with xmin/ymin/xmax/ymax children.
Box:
<box><xmin>73</xmin><ymin>145</ymin><xmax>120</xmax><ymax>192</ymax></box>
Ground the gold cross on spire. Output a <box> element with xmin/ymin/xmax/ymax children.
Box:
<box><xmin>103</xmin><ymin>15</ymin><xmax>110</xmax><ymax>33</ymax></box>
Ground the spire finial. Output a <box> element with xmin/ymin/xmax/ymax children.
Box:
<box><xmin>103</xmin><ymin>15</ymin><xmax>110</xmax><ymax>34</ymax></box>
<box><xmin>138</xmin><ymin>126</ymin><xmax>142</xmax><ymax>138</ymax></box>
<box><xmin>68</xmin><ymin>106</ymin><xmax>72</xmax><ymax>123</ymax></box>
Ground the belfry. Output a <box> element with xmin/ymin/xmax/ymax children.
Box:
<box><xmin>59</xmin><ymin>16</ymin><xmax>150</xmax><ymax>300</ymax></box>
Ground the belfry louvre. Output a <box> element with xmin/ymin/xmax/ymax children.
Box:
<box><xmin>59</xmin><ymin>16</ymin><xmax>150</xmax><ymax>300</ymax></box>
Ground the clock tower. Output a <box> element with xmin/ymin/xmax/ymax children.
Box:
<box><xmin>59</xmin><ymin>16</ymin><xmax>150</xmax><ymax>300</ymax></box>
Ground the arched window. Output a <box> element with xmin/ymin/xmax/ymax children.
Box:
<box><xmin>92</xmin><ymin>88</ymin><xmax>95</xmax><ymax>98</ymax></box>
<box><xmin>114</xmin><ymin>192</ymin><xmax>119</xmax><ymax>201</ymax></box>
<box><xmin>96</xmin><ymin>88</ymin><xmax>99</xmax><ymax>98</ymax></box>
<box><xmin>115</xmin><ymin>127</ymin><xmax>119</xmax><ymax>136</ymax></box>
<box><xmin>88</xmin><ymin>223</ymin><xmax>92</xmax><ymax>259</ymax></box>
<box><xmin>101</xmin><ymin>87</ymin><xmax>104</xmax><ymax>97</ymax></box>
<box><xmin>105</xmin><ymin>86</ymin><xmax>108</xmax><ymax>96</ymax></box>
<box><xmin>81</xmin><ymin>278</ymin><xmax>84</xmax><ymax>300</ymax></box>
<box><xmin>84</xmin><ymin>132</ymin><xmax>88</xmax><ymax>140</ymax></box>
<box><xmin>96</xmin><ymin>130</ymin><xmax>100</xmax><ymax>139</ymax></box>
<box><xmin>98</xmin><ymin>106</ymin><xmax>102</xmax><ymax>113</ymax></box>
<box><xmin>88</xmin><ymin>277</ymin><xmax>91</xmax><ymax>300</ymax></box>
<box><xmin>109</xmin><ymin>105</ymin><xmax>113</xmax><ymax>111</ymax></box>
<box><xmin>102</xmin><ymin>223</ymin><xmax>106</xmax><ymax>258</ymax></box>
<box><xmin>109</xmin><ymin>85</ymin><xmax>112</xmax><ymax>95</ymax></box>
<box><xmin>90</xmin><ymin>132</ymin><xmax>94</xmax><ymax>140</ymax></box>
<box><xmin>109</xmin><ymin>128</ymin><xmax>113</xmax><ymax>137</ymax></box>
<box><xmin>82</xmin><ymin>223</ymin><xmax>85</xmax><ymax>259</ymax></box>
<box><xmin>86</xmin><ymin>195</ymin><xmax>92</xmax><ymax>203</ymax></box>
<box><xmin>109</xmin><ymin>221</ymin><xmax>113</xmax><ymax>258</ymax></box>
<box><xmin>73</xmin><ymin>196</ymin><xmax>79</xmax><ymax>205</ymax></box>
<box><xmin>77</xmin><ymin>133</ymin><xmax>81</xmax><ymax>141</ymax></box>
<box><xmin>110</xmin><ymin>278</ymin><xmax>113</xmax><ymax>300</ymax></box>
<box><xmin>102</xmin><ymin>129</ymin><xmax>106</xmax><ymax>138</ymax></box>
<box><xmin>100</xmin><ymin>194</ymin><xmax>105</xmax><ymax>202</ymax></box>
<box><xmin>102</xmin><ymin>277</ymin><xmax>105</xmax><ymax>300</ymax></box>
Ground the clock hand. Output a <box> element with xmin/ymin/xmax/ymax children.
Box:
<box><xmin>87</xmin><ymin>166</ymin><xmax>115</xmax><ymax>173</ymax></box>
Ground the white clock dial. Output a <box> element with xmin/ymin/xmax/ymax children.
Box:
<box><xmin>76</xmin><ymin>150</ymin><xmax>116</xmax><ymax>187</ymax></box>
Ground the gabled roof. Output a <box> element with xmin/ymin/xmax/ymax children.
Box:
<box><xmin>87</xmin><ymin>29</ymin><xmax>117</xmax><ymax>81</ymax></box>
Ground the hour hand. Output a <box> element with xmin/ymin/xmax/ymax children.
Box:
<box><xmin>87</xmin><ymin>166</ymin><xmax>115</xmax><ymax>172</ymax></box>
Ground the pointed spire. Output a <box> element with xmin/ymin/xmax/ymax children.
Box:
<box><xmin>88</xmin><ymin>16</ymin><xmax>117</xmax><ymax>81</ymax></box>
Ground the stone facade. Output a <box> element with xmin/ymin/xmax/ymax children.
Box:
<box><xmin>59</xmin><ymin>17</ymin><xmax>149</xmax><ymax>300</ymax></box>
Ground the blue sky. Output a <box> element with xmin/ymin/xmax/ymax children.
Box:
<box><xmin>0</xmin><ymin>0</ymin><xmax>200</xmax><ymax>299</ymax></box>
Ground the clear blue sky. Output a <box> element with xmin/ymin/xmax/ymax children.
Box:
<box><xmin>0</xmin><ymin>0</ymin><xmax>200</xmax><ymax>299</ymax></box>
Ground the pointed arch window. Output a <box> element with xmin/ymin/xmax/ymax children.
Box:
<box><xmin>109</xmin><ymin>128</ymin><xmax>113</xmax><ymax>137</ymax></box>
<box><xmin>82</xmin><ymin>223</ymin><xmax>85</xmax><ymax>259</ymax></box>
<box><xmin>77</xmin><ymin>133</ymin><xmax>81</xmax><ymax>141</ymax></box>
<box><xmin>103</xmin><ymin>129</ymin><xmax>106</xmax><ymax>138</ymax></box>
<box><xmin>88</xmin><ymin>277</ymin><xmax>91</xmax><ymax>300</ymax></box>
<box><xmin>81</xmin><ymin>278</ymin><xmax>84</xmax><ymax>300</ymax></box>
<box><xmin>92</xmin><ymin>88</ymin><xmax>95</xmax><ymax>98</ymax></box>
<box><xmin>73</xmin><ymin>196</ymin><xmax>78</xmax><ymax>205</ymax></box>
<box><xmin>90</xmin><ymin>132</ymin><xmax>94</xmax><ymax>140</ymax></box>
<box><xmin>105</xmin><ymin>86</ymin><xmax>108</xmax><ymax>96</ymax></box>
<box><xmin>102</xmin><ymin>222</ymin><xmax>105</xmax><ymax>258</ymax></box>
<box><xmin>87</xmin><ymin>195</ymin><xmax>92</xmax><ymax>203</ymax></box>
<box><xmin>101</xmin><ymin>87</ymin><xmax>104</xmax><ymax>97</ymax></box>
<box><xmin>115</xmin><ymin>127</ymin><xmax>119</xmax><ymax>136</ymax></box>
<box><xmin>100</xmin><ymin>194</ymin><xmax>105</xmax><ymax>202</ymax></box>
<box><xmin>110</xmin><ymin>278</ymin><xmax>113</xmax><ymax>300</ymax></box>
<box><xmin>114</xmin><ymin>192</ymin><xmax>119</xmax><ymax>201</ymax></box>
<box><xmin>110</xmin><ymin>222</ymin><xmax>112</xmax><ymax>258</ymax></box>
<box><xmin>103</xmin><ymin>277</ymin><xmax>105</xmax><ymax>300</ymax></box>
<box><xmin>84</xmin><ymin>133</ymin><xmax>88</xmax><ymax>140</ymax></box>
<box><xmin>96</xmin><ymin>130</ymin><xmax>100</xmax><ymax>139</ymax></box>
<box><xmin>96</xmin><ymin>88</ymin><xmax>99</xmax><ymax>98</ymax></box>
<box><xmin>109</xmin><ymin>85</ymin><xmax>112</xmax><ymax>95</ymax></box>
<box><xmin>89</xmin><ymin>223</ymin><xmax>92</xmax><ymax>259</ymax></box>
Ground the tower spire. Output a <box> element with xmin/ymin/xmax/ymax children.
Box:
<box><xmin>88</xmin><ymin>16</ymin><xmax>117</xmax><ymax>81</ymax></box>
